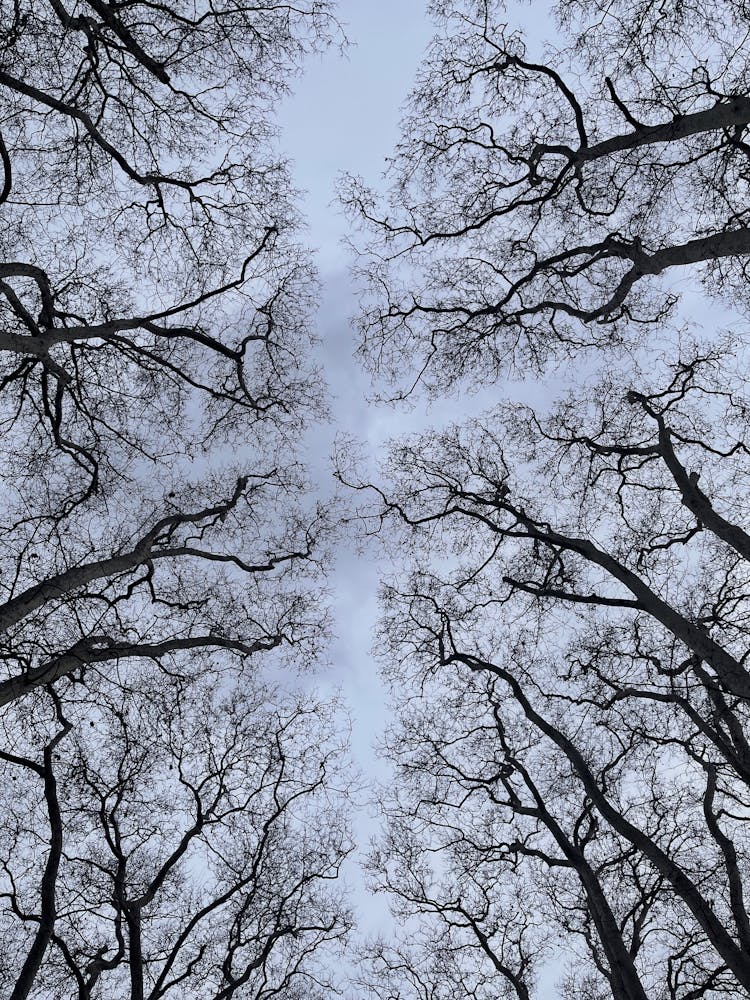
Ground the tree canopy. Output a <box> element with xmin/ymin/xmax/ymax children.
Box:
<box><xmin>0</xmin><ymin>1</ymin><xmax>351</xmax><ymax>995</ymax></box>
<box><xmin>346</xmin><ymin>2</ymin><xmax>750</xmax><ymax>998</ymax></box>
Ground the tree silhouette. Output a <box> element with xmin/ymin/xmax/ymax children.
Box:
<box><xmin>0</xmin><ymin>0</ymin><xmax>339</xmax><ymax>705</ymax></box>
<box><xmin>346</xmin><ymin>0</ymin><xmax>750</xmax><ymax>395</ymax></box>
<box><xmin>0</xmin><ymin>675</ymin><xmax>352</xmax><ymax>999</ymax></box>
<box><xmin>346</xmin><ymin>2</ymin><xmax>750</xmax><ymax>997</ymax></box>
<box><xmin>0</xmin><ymin>0</ymin><xmax>350</xmax><ymax>992</ymax></box>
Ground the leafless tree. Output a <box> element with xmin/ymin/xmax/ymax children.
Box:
<box><xmin>1</xmin><ymin>0</ymin><xmax>339</xmax><ymax>503</ymax></box>
<box><xmin>0</xmin><ymin>460</ymin><xmax>337</xmax><ymax>704</ymax></box>
<box><xmin>345</xmin><ymin>2</ymin><xmax>750</xmax><ymax>998</ymax></box>
<box><xmin>0</xmin><ymin>671</ymin><xmax>352</xmax><ymax>999</ymax></box>
<box><xmin>0</xmin><ymin>0</ymin><xmax>341</xmax><ymax>702</ymax></box>
<box><xmin>0</xmin><ymin>0</ymin><xmax>351</xmax><ymax>991</ymax></box>
<box><xmin>345</xmin><ymin>0</ymin><xmax>750</xmax><ymax>396</ymax></box>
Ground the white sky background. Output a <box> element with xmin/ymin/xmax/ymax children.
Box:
<box><xmin>278</xmin><ymin>0</ymin><xmax>564</xmax><ymax>948</ymax></box>
<box><xmin>279</xmin><ymin>6</ymin><xmax>563</xmax><ymax>989</ymax></box>
<box><xmin>278</xmin><ymin>0</ymin><xmax>434</xmax><ymax>937</ymax></box>
<box><xmin>281</xmin><ymin>2</ymin><xmax>432</xmax><ymax>273</ymax></box>
<box><xmin>276</xmin><ymin>3</ymin><xmax>739</xmax><ymax>991</ymax></box>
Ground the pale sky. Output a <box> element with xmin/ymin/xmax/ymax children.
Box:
<box><xmin>278</xmin><ymin>1</ymin><xmax>435</xmax><ymax>937</ymax></box>
<box><xmin>279</xmin><ymin>1</ymin><xmax>434</xmax><ymax>716</ymax></box>
<box><xmin>281</xmin><ymin>1</ymin><xmax>433</xmax><ymax>271</ymax></box>
<box><xmin>276</xmin><ymin>8</ymin><xmax>609</xmax><ymax>995</ymax></box>
<box><xmin>277</xmin><ymin>3</ymin><xmax>560</xmax><ymax>948</ymax></box>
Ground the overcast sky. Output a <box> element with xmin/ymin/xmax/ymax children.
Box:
<box><xmin>280</xmin><ymin>0</ymin><xmax>434</xmax><ymax>749</ymax></box>
<box><xmin>281</xmin><ymin>1</ymin><xmax>432</xmax><ymax>271</ymax></box>
<box><xmin>277</xmin><ymin>0</ymin><xmax>436</xmax><ymax>937</ymax></box>
<box><xmin>276</xmin><ymin>4</ymin><xmax>567</xmax><ymax>949</ymax></box>
<box><xmin>276</xmin><ymin>10</ymin><xmax>588</xmax><ymax>994</ymax></box>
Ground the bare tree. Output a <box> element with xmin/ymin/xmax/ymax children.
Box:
<box><xmin>0</xmin><ymin>671</ymin><xmax>352</xmax><ymax>999</ymax></box>
<box><xmin>345</xmin><ymin>2</ymin><xmax>750</xmax><ymax>998</ymax></box>
<box><xmin>0</xmin><ymin>465</ymin><xmax>335</xmax><ymax>706</ymax></box>
<box><xmin>345</xmin><ymin>0</ymin><xmax>750</xmax><ymax>395</ymax></box>
<box><xmin>0</xmin><ymin>0</ymin><xmax>351</xmax><ymax>990</ymax></box>
<box><xmin>0</xmin><ymin>0</ymin><xmax>339</xmax><ymax>502</ymax></box>
<box><xmin>0</xmin><ymin>1</ymin><xmax>341</xmax><ymax>701</ymax></box>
